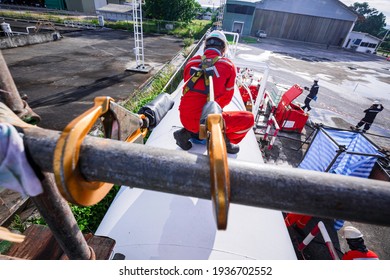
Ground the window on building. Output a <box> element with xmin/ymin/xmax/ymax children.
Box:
<box><xmin>368</xmin><ymin>43</ymin><xmax>377</xmax><ymax>48</ymax></box>
<box><xmin>226</xmin><ymin>4</ymin><xmax>255</xmax><ymax>15</ymax></box>
<box><xmin>360</xmin><ymin>42</ymin><xmax>369</xmax><ymax>47</ymax></box>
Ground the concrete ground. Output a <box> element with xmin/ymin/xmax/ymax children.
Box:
<box><xmin>237</xmin><ymin>37</ymin><xmax>390</xmax><ymax>260</ymax></box>
<box><xmin>1</xmin><ymin>21</ymin><xmax>389</xmax><ymax>259</ymax></box>
<box><xmin>2</xmin><ymin>24</ymin><xmax>184</xmax><ymax>131</ymax></box>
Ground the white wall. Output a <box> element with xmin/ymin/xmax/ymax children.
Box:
<box><xmin>95</xmin><ymin>0</ymin><xmax>108</xmax><ymax>10</ymax></box>
<box><xmin>344</xmin><ymin>32</ymin><xmax>380</xmax><ymax>53</ymax></box>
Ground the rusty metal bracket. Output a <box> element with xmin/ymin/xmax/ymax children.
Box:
<box><xmin>102</xmin><ymin>101</ymin><xmax>146</xmax><ymax>144</ymax></box>
<box><xmin>206</xmin><ymin>114</ymin><xmax>230</xmax><ymax>230</ymax></box>
<box><xmin>53</xmin><ymin>96</ymin><xmax>146</xmax><ymax>206</ymax></box>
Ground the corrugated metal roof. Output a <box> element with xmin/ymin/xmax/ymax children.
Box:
<box><xmin>255</xmin><ymin>0</ymin><xmax>357</xmax><ymax>21</ymax></box>
<box><xmin>350</xmin><ymin>31</ymin><xmax>381</xmax><ymax>42</ymax></box>
<box><xmin>96</xmin><ymin>4</ymin><xmax>133</xmax><ymax>13</ymax></box>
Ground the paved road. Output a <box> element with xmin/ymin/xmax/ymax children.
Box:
<box><xmin>236</xmin><ymin>38</ymin><xmax>390</xmax><ymax>260</ymax></box>
<box><xmin>2</xmin><ymin>27</ymin><xmax>183</xmax><ymax>130</ymax></box>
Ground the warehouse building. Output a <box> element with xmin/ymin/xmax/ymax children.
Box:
<box><xmin>222</xmin><ymin>0</ymin><xmax>358</xmax><ymax>46</ymax></box>
<box><xmin>96</xmin><ymin>3</ymin><xmax>133</xmax><ymax>21</ymax></box>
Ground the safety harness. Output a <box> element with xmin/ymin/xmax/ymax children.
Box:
<box><xmin>183</xmin><ymin>55</ymin><xmax>222</xmax><ymax>96</ymax></box>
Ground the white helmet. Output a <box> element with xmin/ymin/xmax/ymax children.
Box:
<box><xmin>373</xmin><ymin>100</ymin><xmax>380</xmax><ymax>105</ymax></box>
<box><xmin>343</xmin><ymin>226</ymin><xmax>363</xmax><ymax>239</ymax></box>
<box><xmin>206</xmin><ymin>30</ymin><xmax>228</xmax><ymax>47</ymax></box>
<box><xmin>314</xmin><ymin>76</ymin><xmax>319</xmax><ymax>82</ymax></box>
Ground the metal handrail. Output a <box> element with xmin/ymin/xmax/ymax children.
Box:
<box><xmin>162</xmin><ymin>30</ymin><xmax>209</xmax><ymax>94</ymax></box>
<box><xmin>14</xmin><ymin>123</ymin><xmax>390</xmax><ymax>228</ymax></box>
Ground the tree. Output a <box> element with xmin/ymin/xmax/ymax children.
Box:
<box><xmin>144</xmin><ymin>0</ymin><xmax>201</xmax><ymax>23</ymax></box>
<box><xmin>349</xmin><ymin>2</ymin><xmax>387</xmax><ymax>37</ymax></box>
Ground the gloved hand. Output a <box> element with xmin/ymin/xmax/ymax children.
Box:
<box><xmin>0</xmin><ymin>123</ymin><xmax>43</xmax><ymax>197</ymax></box>
<box><xmin>304</xmin><ymin>86</ymin><xmax>309</xmax><ymax>91</ymax></box>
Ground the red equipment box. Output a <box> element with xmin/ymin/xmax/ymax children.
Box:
<box><xmin>274</xmin><ymin>84</ymin><xmax>308</xmax><ymax>133</ymax></box>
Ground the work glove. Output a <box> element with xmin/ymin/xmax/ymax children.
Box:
<box><xmin>0</xmin><ymin>123</ymin><xmax>43</xmax><ymax>197</ymax></box>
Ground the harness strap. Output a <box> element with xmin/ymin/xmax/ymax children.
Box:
<box><xmin>183</xmin><ymin>55</ymin><xmax>222</xmax><ymax>96</ymax></box>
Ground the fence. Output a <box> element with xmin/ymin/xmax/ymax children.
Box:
<box><xmin>297</xmin><ymin>221</ymin><xmax>340</xmax><ymax>260</ymax></box>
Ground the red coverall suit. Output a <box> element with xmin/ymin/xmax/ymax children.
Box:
<box><xmin>179</xmin><ymin>49</ymin><xmax>254</xmax><ymax>144</ymax></box>
<box><xmin>342</xmin><ymin>250</ymin><xmax>379</xmax><ymax>260</ymax></box>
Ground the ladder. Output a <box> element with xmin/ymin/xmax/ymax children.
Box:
<box><xmin>216</xmin><ymin>0</ymin><xmax>226</xmax><ymax>30</ymax></box>
<box><xmin>132</xmin><ymin>0</ymin><xmax>145</xmax><ymax>69</ymax></box>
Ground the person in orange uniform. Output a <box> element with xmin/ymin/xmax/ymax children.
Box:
<box><xmin>341</xmin><ymin>226</ymin><xmax>379</xmax><ymax>260</ymax></box>
<box><xmin>284</xmin><ymin>213</ymin><xmax>312</xmax><ymax>230</ymax></box>
<box><xmin>174</xmin><ymin>30</ymin><xmax>254</xmax><ymax>154</ymax></box>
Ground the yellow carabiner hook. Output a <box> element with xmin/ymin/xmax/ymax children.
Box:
<box><xmin>53</xmin><ymin>96</ymin><xmax>114</xmax><ymax>206</ymax></box>
<box><xmin>207</xmin><ymin>114</ymin><xmax>230</xmax><ymax>230</ymax></box>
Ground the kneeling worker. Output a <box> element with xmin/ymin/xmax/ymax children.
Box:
<box><xmin>174</xmin><ymin>30</ymin><xmax>254</xmax><ymax>154</ymax></box>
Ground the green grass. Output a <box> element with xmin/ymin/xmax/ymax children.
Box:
<box><xmin>0</xmin><ymin>10</ymin><xmax>79</xmax><ymax>24</ymax></box>
<box><xmin>70</xmin><ymin>185</ymin><xmax>121</xmax><ymax>233</ymax></box>
<box><xmin>26</xmin><ymin>185</ymin><xmax>121</xmax><ymax>234</ymax></box>
<box><xmin>122</xmin><ymin>65</ymin><xmax>176</xmax><ymax>113</ymax></box>
<box><xmin>241</xmin><ymin>36</ymin><xmax>258</xmax><ymax>44</ymax></box>
<box><xmin>0</xmin><ymin>240</ymin><xmax>12</xmax><ymax>255</ymax></box>
<box><xmin>0</xmin><ymin>10</ymin><xmax>211</xmax><ymax>39</ymax></box>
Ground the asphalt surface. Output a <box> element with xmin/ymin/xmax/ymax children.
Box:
<box><xmin>1</xmin><ymin>21</ymin><xmax>390</xmax><ymax>260</ymax></box>
<box><xmin>239</xmin><ymin>38</ymin><xmax>390</xmax><ymax>260</ymax></box>
<box><xmin>2</xmin><ymin>24</ymin><xmax>183</xmax><ymax>130</ymax></box>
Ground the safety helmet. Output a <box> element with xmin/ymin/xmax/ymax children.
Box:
<box><xmin>343</xmin><ymin>226</ymin><xmax>363</xmax><ymax>239</ymax></box>
<box><xmin>205</xmin><ymin>30</ymin><xmax>228</xmax><ymax>47</ymax></box>
<box><xmin>373</xmin><ymin>100</ymin><xmax>380</xmax><ymax>105</ymax></box>
<box><xmin>314</xmin><ymin>77</ymin><xmax>319</xmax><ymax>82</ymax></box>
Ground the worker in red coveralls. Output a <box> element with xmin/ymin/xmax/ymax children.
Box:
<box><xmin>341</xmin><ymin>226</ymin><xmax>379</xmax><ymax>260</ymax></box>
<box><xmin>284</xmin><ymin>213</ymin><xmax>312</xmax><ymax>230</ymax></box>
<box><xmin>174</xmin><ymin>30</ymin><xmax>254</xmax><ymax>154</ymax></box>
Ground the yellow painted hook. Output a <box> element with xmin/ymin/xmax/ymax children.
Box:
<box><xmin>207</xmin><ymin>114</ymin><xmax>230</xmax><ymax>230</ymax></box>
<box><xmin>53</xmin><ymin>96</ymin><xmax>114</xmax><ymax>206</ymax></box>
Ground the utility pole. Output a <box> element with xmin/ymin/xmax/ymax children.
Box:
<box><xmin>215</xmin><ymin>0</ymin><xmax>226</xmax><ymax>30</ymax></box>
<box><xmin>375</xmin><ymin>28</ymin><xmax>389</xmax><ymax>53</ymax></box>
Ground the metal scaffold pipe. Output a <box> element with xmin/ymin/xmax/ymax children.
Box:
<box><xmin>19</xmin><ymin>125</ymin><xmax>390</xmax><ymax>227</ymax></box>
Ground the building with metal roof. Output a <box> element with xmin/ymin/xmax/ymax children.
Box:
<box><xmin>222</xmin><ymin>0</ymin><xmax>358</xmax><ymax>46</ymax></box>
<box><xmin>64</xmin><ymin>0</ymin><xmax>121</xmax><ymax>14</ymax></box>
<box><xmin>96</xmin><ymin>3</ymin><xmax>133</xmax><ymax>21</ymax></box>
<box><xmin>343</xmin><ymin>31</ymin><xmax>381</xmax><ymax>53</ymax></box>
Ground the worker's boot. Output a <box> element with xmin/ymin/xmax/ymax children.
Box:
<box><xmin>173</xmin><ymin>128</ymin><xmax>193</xmax><ymax>150</ymax></box>
<box><xmin>225</xmin><ymin>136</ymin><xmax>240</xmax><ymax>154</ymax></box>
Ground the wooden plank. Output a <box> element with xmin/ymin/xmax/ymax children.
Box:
<box><xmin>0</xmin><ymin>189</ymin><xmax>28</xmax><ymax>227</ymax></box>
<box><xmin>6</xmin><ymin>224</ymin><xmax>115</xmax><ymax>260</ymax></box>
<box><xmin>0</xmin><ymin>254</ymin><xmax>23</xmax><ymax>260</ymax></box>
<box><xmin>6</xmin><ymin>224</ymin><xmax>63</xmax><ymax>260</ymax></box>
<box><xmin>86</xmin><ymin>235</ymin><xmax>116</xmax><ymax>260</ymax></box>
<box><xmin>60</xmin><ymin>234</ymin><xmax>116</xmax><ymax>260</ymax></box>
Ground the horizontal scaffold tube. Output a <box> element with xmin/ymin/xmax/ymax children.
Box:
<box><xmin>23</xmin><ymin>126</ymin><xmax>390</xmax><ymax>227</ymax></box>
